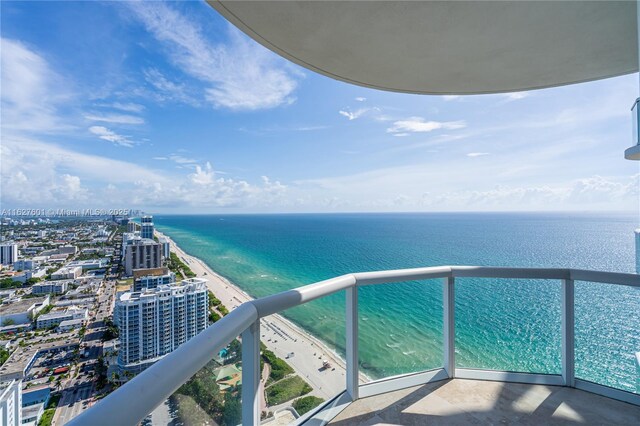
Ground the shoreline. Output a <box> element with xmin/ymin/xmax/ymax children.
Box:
<box><xmin>155</xmin><ymin>229</ymin><xmax>370</xmax><ymax>401</ymax></box>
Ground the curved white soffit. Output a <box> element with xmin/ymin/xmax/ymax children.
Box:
<box><xmin>208</xmin><ymin>0</ymin><xmax>638</xmax><ymax>95</ymax></box>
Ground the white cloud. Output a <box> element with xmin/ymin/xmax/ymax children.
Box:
<box><xmin>89</xmin><ymin>126</ymin><xmax>136</xmax><ymax>147</ymax></box>
<box><xmin>339</xmin><ymin>108</ymin><xmax>371</xmax><ymax>120</ymax></box>
<box><xmin>109</xmin><ymin>102</ymin><xmax>145</xmax><ymax>113</ymax></box>
<box><xmin>168</xmin><ymin>154</ymin><xmax>198</xmax><ymax>165</ymax></box>
<box><xmin>387</xmin><ymin>117</ymin><xmax>466</xmax><ymax>134</ymax></box>
<box><xmin>1</xmin><ymin>137</ymin><xmax>288</xmax><ymax>210</ymax></box>
<box><xmin>355</xmin><ymin>97</ymin><xmax>366</xmax><ymax>102</ymax></box>
<box><xmin>127</xmin><ymin>2</ymin><xmax>299</xmax><ymax>110</ymax></box>
<box><xmin>442</xmin><ymin>95</ymin><xmax>461</xmax><ymax>101</ymax></box>
<box><xmin>467</xmin><ymin>152</ymin><xmax>489</xmax><ymax>157</ymax></box>
<box><xmin>84</xmin><ymin>113</ymin><xmax>144</xmax><ymax>125</ymax></box>
<box><xmin>0</xmin><ymin>38</ymin><xmax>73</xmax><ymax>134</ymax></box>
<box><xmin>143</xmin><ymin>68</ymin><xmax>198</xmax><ymax>106</ymax></box>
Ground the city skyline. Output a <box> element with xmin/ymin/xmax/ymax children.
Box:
<box><xmin>1</xmin><ymin>1</ymin><xmax>638</xmax><ymax>213</ymax></box>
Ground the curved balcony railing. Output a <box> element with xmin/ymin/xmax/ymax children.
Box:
<box><xmin>69</xmin><ymin>266</ymin><xmax>640</xmax><ymax>426</ymax></box>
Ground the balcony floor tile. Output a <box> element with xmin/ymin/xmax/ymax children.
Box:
<box><xmin>329</xmin><ymin>379</ymin><xmax>640</xmax><ymax>425</ymax></box>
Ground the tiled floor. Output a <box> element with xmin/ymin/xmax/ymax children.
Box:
<box><xmin>329</xmin><ymin>379</ymin><xmax>640</xmax><ymax>425</ymax></box>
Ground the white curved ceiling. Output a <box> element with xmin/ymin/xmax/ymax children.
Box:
<box><xmin>208</xmin><ymin>0</ymin><xmax>638</xmax><ymax>95</ymax></box>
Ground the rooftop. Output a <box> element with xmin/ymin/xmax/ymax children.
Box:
<box><xmin>0</xmin><ymin>296</ymin><xmax>48</xmax><ymax>315</ymax></box>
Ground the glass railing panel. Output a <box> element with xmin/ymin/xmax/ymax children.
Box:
<box><xmin>358</xmin><ymin>279</ymin><xmax>444</xmax><ymax>383</ymax></box>
<box><xmin>140</xmin><ymin>333</ymin><xmax>243</xmax><ymax>426</ymax></box>
<box><xmin>455</xmin><ymin>278</ymin><xmax>561</xmax><ymax>374</ymax></box>
<box><xmin>575</xmin><ymin>280</ymin><xmax>640</xmax><ymax>393</ymax></box>
<box><xmin>261</xmin><ymin>294</ymin><xmax>345</xmax><ymax>421</ymax></box>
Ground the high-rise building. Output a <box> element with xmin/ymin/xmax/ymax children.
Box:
<box><xmin>114</xmin><ymin>278</ymin><xmax>208</xmax><ymax>373</ymax></box>
<box><xmin>0</xmin><ymin>379</ymin><xmax>22</xmax><ymax>426</ymax></box>
<box><xmin>124</xmin><ymin>239</ymin><xmax>163</xmax><ymax>276</ymax></box>
<box><xmin>133</xmin><ymin>268</ymin><xmax>176</xmax><ymax>291</ymax></box>
<box><xmin>0</xmin><ymin>244</ymin><xmax>18</xmax><ymax>266</ymax></box>
<box><xmin>140</xmin><ymin>216</ymin><xmax>154</xmax><ymax>240</ymax></box>
<box><xmin>157</xmin><ymin>236</ymin><xmax>170</xmax><ymax>259</ymax></box>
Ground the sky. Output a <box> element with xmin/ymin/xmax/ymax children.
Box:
<box><xmin>1</xmin><ymin>1</ymin><xmax>639</xmax><ymax>214</ymax></box>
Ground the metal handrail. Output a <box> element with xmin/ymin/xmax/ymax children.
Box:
<box><xmin>68</xmin><ymin>266</ymin><xmax>639</xmax><ymax>426</ymax></box>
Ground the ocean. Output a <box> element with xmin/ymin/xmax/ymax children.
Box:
<box><xmin>154</xmin><ymin>212</ymin><xmax>639</xmax><ymax>393</ymax></box>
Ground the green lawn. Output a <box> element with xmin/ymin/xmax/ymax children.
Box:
<box><xmin>293</xmin><ymin>395</ymin><xmax>325</xmax><ymax>415</ymax></box>
<box><xmin>262</xmin><ymin>349</ymin><xmax>294</xmax><ymax>385</ymax></box>
<box><xmin>38</xmin><ymin>409</ymin><xmax>55</xmax><ymax>426</ymax></box>
<box><xmin>266</xmin><ymin>376</ymin><xmax>312</xmax><ymax>406</ymax></box>
<box><xmin>37</xmin><ymin>394</ymin><xmax>61</xmax><ymax>426</ymax></box>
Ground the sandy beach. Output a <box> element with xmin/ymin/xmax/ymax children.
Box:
<box><xmin>156</xmin><ymin>230</ymin><xmax>368</xmax><ymax>402</ymax></box>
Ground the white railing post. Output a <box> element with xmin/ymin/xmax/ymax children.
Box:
<box><xmin>562</xmin><ymin>279</ymin><xmax>575</xmax><ymax>387</ymax></box>
<box><xmin>241</xmin><ymin>320</ymin><xmax>260</xmax><ymax>425</ymax></box>
<box><xmin>346</xmin><ymin>286</ymin><xmax>359</xmax><ymax>400</ymax></box>
<box><xmin>443</xmin><ymin>277</ymin><xmax>455</xmax><ymax>378</ymax></box>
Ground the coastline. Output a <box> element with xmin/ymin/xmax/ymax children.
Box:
<box><xmin>155</xmin><ymin>229</ymin><xmax>369</xmax><ymax>401</ymax></box>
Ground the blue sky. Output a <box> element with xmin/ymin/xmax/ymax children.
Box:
<box><xmin>1</xmin><ymin>1</ymin><xmax>638</xmax><ymax>213</ymax></box>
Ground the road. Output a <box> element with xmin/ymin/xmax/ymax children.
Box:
<box><xmin>54</xmin><ymin>383</ymin><xmax>94</xmax><ymax>425</ymax></box>
<box><xmin>51</xmin><ymin>277</ymin><xmax>117</xmax><ymax>425</ymax></box>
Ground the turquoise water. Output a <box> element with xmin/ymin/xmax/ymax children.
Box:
<box><xmin>154</xmin><ymin>213</ymin><xmax>640</xmax><ymax>393</ymax></box>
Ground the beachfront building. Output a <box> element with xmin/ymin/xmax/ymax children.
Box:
<box><xmin>140</xmin><ymin>216</ymin><xmax>154</xmax><ymax>240</ymax></box>
<box><xmin>0</xmin><ymin>379</ymin><xmax>21</xmax><ymax>426</ymax></box>
<box><xmin>124</xmin><ymin>239</ymin><xmax>163</xmax><ymax>276</ymax></box>
<box><xmin>114</xmin><ymin>278</ymin><xmax>208</xmax><ymax>374</ymax></box>
<box><xmin>157</xmin><ymin>236</ymin><xmax>170</xmax><ymax>259</ymax></box>
<box><xmin>71</xmin><ymin>2</ymin><xmax>640</xmax><ymax>426</ymax></box>
<box><xmin>0</xmin><ymin>244</ymin><xmax>18</xmax><ymax>266</ymax></box>
<box><xmin>133</xmin><ymin>267</ymin><xmax>176</xmax><ymax>291</ymax></box>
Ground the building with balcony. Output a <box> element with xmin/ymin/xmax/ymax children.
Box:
<box><xmin>21</xmin><ymin>386</ymin><xmax>49</xmax><ymax>426</ymax></box>
<box><xmin>31</xmin><ymin>281</ymin><xmax>69</xmax><ymax>295</ymax></box>
<box><xmin>140</xmin><ymin>216</ymin><xmax>154</xmax><ymax>240</ymax></box>
<box><xmin>36</xmin><ymin>307</ymin><xmax>88</xmax><ymax>329</ymax></box>
<box><xmin>124</xmin><ymin>239</ymin><xmax>163</xmax><ymax>276</ymax></box>
<box><xmin>0</xmin><ymin>379</ymin><xmax>21</xmax><ymax>426</ymax></box>
<box><xmin>157</xmin><ymin>236</ymin><xmax>170</xmax><ymax>259</ymax></box>
<box><xmin>13</xmin><ymin>259</ymin><xmax>38</xmax><ymax>271</ymax></box>
<box><xmin>0</xmin><ymin>244</ymin><xmax>18</xmax><ymax>266</ymax></box>
<box><xmin>133</xmin><ymin>267</ymin><xmax>176</xmax><ymax>291</ymax></box>
<box><xmin>114</xmin><ymin>278</ymin><xmax>208</xmax><ymax>374</ymax></box>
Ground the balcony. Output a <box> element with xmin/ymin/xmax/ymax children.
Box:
<box><xmin>69</xmin><ymin>266</ymin><xmax>640</xmax><ymax>425</ymax></box>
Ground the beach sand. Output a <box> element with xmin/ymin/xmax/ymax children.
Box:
<box><xmin>156</xmin><ymin>231</ymin><xmax>368</xmax><ymax>402</ymax></box>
